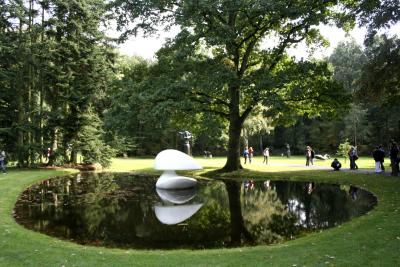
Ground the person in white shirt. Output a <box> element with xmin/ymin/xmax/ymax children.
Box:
<box><xmin>263</xmin><ymin>147</ymin><xmax>270</xmax><ymax>165</ymax></box>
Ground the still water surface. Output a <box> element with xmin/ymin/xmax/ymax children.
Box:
<box><xmin>14</xmin><ymin>172</ymin><xmax>376</xmax><ymax>249</ymax></box>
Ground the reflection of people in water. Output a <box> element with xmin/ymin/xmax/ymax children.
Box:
<box><xmin>307</xmin><ymin>182</ymin><xmax>315</xmax><ymax>194</ymax></box>
<box><xmin>244</xmin><ymin>180</ymin><xmax>255</xmax><ymax>190</ymax></box>
<box><xmin>349</xmin><ymin>186</ymin><xmax>358</xmax><ymax>200</ymax></box>
<box><xmin>264</xmin><ymin>180</ymin><xmax>271</xmax><ymax>190</ymax></box>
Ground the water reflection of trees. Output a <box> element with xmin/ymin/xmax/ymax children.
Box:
<box><xmin>222</xmin><ymin>179</ymin><xmax>376</xmax><ymax>246</ymax></box>
<box><xmin>274</xmin><ymin>181</ymin><xmax>376</xmax><ymax>229</ymax></box>
<box><xmin>15</xmin><ymin>173</ymin><xmax>121</xmax><ymax>242</ymax></box>
<box><xmin>223</xmin><ymin>179</ymin><xmax>298</xmax><ymax>246</ymax></box>
<box><xmin>241</xmin><ymin>183</ymin><xmax>297</xmax><ymax>244</ymax></box>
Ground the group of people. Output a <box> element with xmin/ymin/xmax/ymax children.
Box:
<box><xmin>242</xmin><ymin>142</ymin><xmax>400</xmax><ymax>176</ymax></box>
<box><xmin>329</xmin><ymin>141</ymin><xmax>399</xmax><ymax>176</ymax></box>
<box><xmin>243</xmin><ymin>146</ymin><xmax>271</xmax><ymax>165</ymax></box>
<box><xmin>373</xmin><ymin>142</ymin><xmax>399</xmax><ymax>176</ymax></box>
<box><xmin>243</xmin><ymin>146</ymin><xmax>254</xmax><ymax>164</ymax></box>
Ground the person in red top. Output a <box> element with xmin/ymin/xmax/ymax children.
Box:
<box><xmin>248</xmin><ymin>147</ymin><xmax>254</xmax><ymax>163</ymax></box>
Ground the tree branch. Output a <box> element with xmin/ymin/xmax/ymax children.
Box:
<box><xmin>192</xmin><ymin>90</ymin><xmax>230</xmax><ymax>107</ymax></box>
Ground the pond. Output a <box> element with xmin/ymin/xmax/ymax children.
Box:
<box><xmin>13</xmin><ymin>172</ymin><xmax>377</xmax><ymax>249</ymax></box>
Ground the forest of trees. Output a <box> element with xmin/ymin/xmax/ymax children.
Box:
<box><xmin>0</xmin><ymin>0</ymin><xmax>399</xmax><ymax>169</ymax></box>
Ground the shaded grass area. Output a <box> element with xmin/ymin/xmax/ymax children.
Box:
<box><xmin>0</xmin><ymin>157</ymin><xmax>399</xmax><ymax>266</ymax></box>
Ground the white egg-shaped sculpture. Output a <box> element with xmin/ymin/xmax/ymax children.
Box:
<box><xmin>154</xmin><ymin>203</ymin><xmax>203</xmax><ymax>225</ymax></box>
<box><xmin>156</xmin><ymin>187</ymin><xmax>196</xmax><ymax>204</ymax></box>
<box><xmin>154</xmin><ymin>149</ymin><xmax>202</xmax><ymax>189</ymax></box>
<box><xmin>154</xmin><ymin>149</ymin><xmax>202</xmax><ymax>170</ymax></box>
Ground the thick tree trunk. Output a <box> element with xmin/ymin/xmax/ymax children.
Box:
<box><xmin>48</xmin><ymin>128</ymin><xmax>58</xmax><ymax>166</ymax></box>
<box><xmin>39</xmin><ymin>5</ymin><xmax>45</xmax><ymax>164</ymax></box>
<box><xmin>17</xmin><ymin>19</ymin><xmax>25</xmax><ymax>167</ymax></box>
<box><xmin>70</xmin><ymin>150</ymin><xmax>78</xmax><ymax>165</ymax></box>
<box><xmin>223</xmin><ymin>85</ymin><xmax>243</xmax><ymax>171</ymax></box>
<box><xmin>223</xmin><ymin>122</ymin><xmax>242</xmax><ymax>171</ymax></box>
<box><xmin>17</xmin><ymin>88</ymin><xmax>25</xmax><ymax>166</ymax></box>
<box><xmin>28</xmin><ymin>0</ymin><xmax>34</xmax><ymax>166</ymax></box>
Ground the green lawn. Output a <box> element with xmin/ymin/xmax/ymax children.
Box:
<box><xmin>0</xmin><ymin>157</ymin><xmax>399</xmax><ymax>266</ymax></box>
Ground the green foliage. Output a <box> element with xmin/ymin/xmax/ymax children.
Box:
<box><xmin>337</xmin><ymin>138</ymin><xmax>351</xmax><ymax>162</ymax></box>
<box><xmin>77</xmin><ymin>110</ymin><xmax>116</xmax><ymax>167</ymax></box>
<box><xmin>105</xmin><ymin>133</ymin><xmax>137</xmax><ymax>157</ymax></box>
<box><xmin>110</xmin><ymin>0</ymin><xmax>357</xmax><ymax>170</ymax></box>
<box><xmin>0</xmin><ymin>0</ymin><xmax>116</xmax><ymax>166</ymax></box>
<box><xmin>329</xmin><ymin>38</ymin><xmax>367</xmax><ymax>93</ymax></box>
<box><xmin>358</xmin><ymin>35</ymin><xmax>400</xmax><ymax>108</ymax></box>
<box><xmin>354</xmin><ymin>0</ymin><xmax>400</xmax><ymax>37</ymax></box>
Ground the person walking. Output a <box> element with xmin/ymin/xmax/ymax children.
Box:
<box><xmin>248</xmin><ymin>146</ymin><xmax>254</xmax><ymax>164</ymax></box>
<box><xmin>0</xmin><ymin>150</ymin><xmax>7</xmax><ymax>174</ymax></box>
<box><xmin>348</xmin><ymin>146</ymin><xmax>358</xmax><ymax>170</ymax></box>
<box><xmin>305</xmin><ymin>146</ymin><xmax>312</xmax><ymax>166</ymax></box>
<box><xmin>263</xmin><ymin>147</ymin><xmax>270</xmax><ymax>165</ymax></box>
<box><xmin>286</xmin><ymin>143</ymin><xmax>291</xmax><ymax>158</ymax></box>
<box><xmin>379</xmin><ymin>145</ymin><xmax>385</xmax><ymax>171</ymax></box>
<box><xmin>243</xmin><ymin>147</ymin><xmax>249</xmax><ymax>164</ymax></box>
<box><xmin>389</xmin><ymin>142</ymin><xmax>399</xmax><ymax>176</ymax></box>
<box><xmin>355</xmin><ymin>146</ymin><xmax>359</xmax><ymax>169</ymax></box>
<box><xmin>310</xmin><ymin>147</ymin><xmax>315</xmax><ymax>165</ymax></box>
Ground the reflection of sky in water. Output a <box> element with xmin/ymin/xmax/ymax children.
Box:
<box><xmin>14</xmin><ymin>173</ymin><xmax>377</xmax><ymax>250</ymax></box>
<box><xmin>288</xmin><ymin>199</ymin><xmax>306</xmax><ymax>225</ymax></box>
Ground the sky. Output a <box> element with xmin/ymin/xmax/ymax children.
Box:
<box><xmin>115</xmin><ymin>23</ymin><xmax>399</xmax><ymax>61</ymax></box>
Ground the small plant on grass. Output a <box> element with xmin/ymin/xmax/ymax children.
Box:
<box><xmin>337</xmin><ymin>138</ymin><xmax>351</xmax><ymax>163</ymax></box>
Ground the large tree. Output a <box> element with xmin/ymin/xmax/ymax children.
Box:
<box><xmin>112</xmin><ymin>0</ymin><xmax>352</xmax><ymax>171</ymax></box>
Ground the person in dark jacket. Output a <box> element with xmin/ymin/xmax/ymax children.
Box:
<box><xmin>379</xmin><ymin>145</ymin><xmax>385</xmax><ymax>171</ymax></box>
<box><xmin>310</xmin><ymin>147</ymin><xmax>315</xmax><ymax>165</ymax></box>
<box><xmin>331</xmin><ymin>158</ymin><xmax>342</xmax><ymax>171</ymax></box>
<box><xmin>389</xmin><ymin>142</ymin><xmax>399</xmax><ymax>176</ymax></box>
<box><xmin>348</xmin><ymin>146</ymin><xmax>358</xmax><ymax>170</ymax></box>
<box><xmin>372</xmin><ymin>146</ymin><xmax>385</xmax><ymax>173</ymax></box>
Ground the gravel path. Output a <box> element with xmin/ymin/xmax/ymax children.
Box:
<box><xmin>263</xmin><ymin>162</ymin><xmax>397</xmax><ymax>176</ymax></box>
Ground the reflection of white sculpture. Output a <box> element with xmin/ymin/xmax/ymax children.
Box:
<box><xmin>154</xmin><ymin>149</ymin><xmax>202</xmax><ymax>189</ymax></box>
<box><xmin>155</xmin><ymin>181</ymin><xmax>203</xmax><ymax>225</ymax></box>
<box><xmin>154</xmin><ymin>204</ymin><xmax>203</xmax><ymax>225</ymax></box>
<box><xmin>156</xmin><ymin>188</ymin><xmax>196</xmax><ymax>204</ymax></box>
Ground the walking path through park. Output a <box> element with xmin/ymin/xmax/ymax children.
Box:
<box><xmin>259</xmin><ymin>162</ymin><xmax>394</xmax><ymax>176</ymax></box>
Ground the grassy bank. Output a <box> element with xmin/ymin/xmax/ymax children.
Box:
<box><xmin>0</xmin><ymin>157</ymin><xmax>399</xmax><ymax>266</ymax></box>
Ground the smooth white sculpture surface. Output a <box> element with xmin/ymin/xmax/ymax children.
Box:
<box><xmin>156</xmin><ymin>188</ymin><xmax>196</xmax><ymax>204</ymax></box>
<box><xmin>154</xmin><ymin>149</ymin><xmax>202</xmax><ymax>170</ymax></box>
<box><xmin>315</xmin><ymin>154</ymin><xmax>330</xmax><ymax>160</ymax></box>
<box><xmin>156</xmin><ymin>171</ymin><xmax>198</xmax><ymax>189</ymax></box>
<box><xmin>154</xmin><ymin>203</ymin><xmax>203</xmax><ymax>225</ymax></box>
<box><xmin>154</xmin><ymin>149</ymin><xmax>202</xmax><ymax>189</ymax></box>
